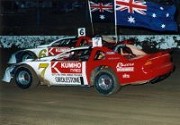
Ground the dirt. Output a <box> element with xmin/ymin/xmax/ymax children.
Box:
<box><xmin>0</xmin><ymin>49</ymin><xmax>180</xmax><ymax>125</ymax></box>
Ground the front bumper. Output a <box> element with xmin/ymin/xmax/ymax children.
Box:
<box><xmin>2</xmin><ymin>66</ymin><xmax>16</xmax><ymax>83</ymax></box>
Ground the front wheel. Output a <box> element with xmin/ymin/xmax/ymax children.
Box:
<box><xmin>93</xmin><ymin>68</ymin><xmax>120</xmax><ymax>96</ymax></box>
<box><xmin>15</xmin><ymin>66</ymin><xmax>39</xmax><ymax>89</ymax></box>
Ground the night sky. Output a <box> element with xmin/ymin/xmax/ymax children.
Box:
<box><xmin>0</xmin><ymin>0</ymin><xmax>179</xmax><ymax>35</ymax></box>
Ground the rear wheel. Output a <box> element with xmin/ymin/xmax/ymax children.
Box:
<box><xmin>93</xmin><ymin>68</ymin><xmax>120</xmax><ymax>95</ymax></box>
<box><xmin>15</xmin><ymin>66</ymin><xmax>39</xmax><ymax>89</ymax></box>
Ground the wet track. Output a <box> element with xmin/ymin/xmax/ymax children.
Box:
<box><xmin>0</xmin><ymin>49</ymin><xmax>180</xmax><ymax>125</ymax></box>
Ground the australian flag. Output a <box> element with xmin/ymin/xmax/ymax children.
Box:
<box><xmin>88</xmin><ymin>0</ymin><xmax>114</xmax><ymax>23</ymax></box>
<box><xmin>115</xmin><ymin>0</ymin><xmax>177</xmax><ymax>31</ymax></box>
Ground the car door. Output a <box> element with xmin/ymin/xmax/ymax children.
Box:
<box><xmin>50</xmin><ymin>60</ymin><xmax>88</xmax><ymax>86</ymax></box>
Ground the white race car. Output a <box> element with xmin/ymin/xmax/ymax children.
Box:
<box><xmin>8</xmin><ymin>36</ymin><xmax>91</xmax><ymax>64</ymax></box>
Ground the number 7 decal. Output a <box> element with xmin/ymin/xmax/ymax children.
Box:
<box><xmin>38</xmin><ymin>63</ymin><xmax>49</xmax><ymax>78</ymax></box>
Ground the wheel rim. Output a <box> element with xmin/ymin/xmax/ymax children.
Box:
<box><xmin>97</xmin><ymin>74</ymin><xmax>113</xmax><ymax>91</ymax></box>
<box><xmin>16</xmin><ymin>70</ymin><xmax>31</xmax><ymax>85</ymax></box>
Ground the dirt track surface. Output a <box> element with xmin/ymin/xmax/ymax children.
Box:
<box><xmin>1</xmin><ymin>50</ymin><xmax>180</xmax><ymax>125</ymax></box>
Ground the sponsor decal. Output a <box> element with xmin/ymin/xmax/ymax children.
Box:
<box><xmin>116</xmin><ymin>62</ymin><xmax>134</xmax><ymax>72</ymax></box>
<box><xmin>48</xmin><ymin>47</ymin><xmax>70</xmax><ymax>56</ymax></box>
<box><xmin>51</xmin><ymin>61</ymin><xmax>82</xmax><ymax>74</ymax></box>
<box><xmin>55</xmin><ymin>77</ymin><xmax>81</xmax><ymax>84</ymax></box>
<box><xmin>61</xmin><ymin>62</ymin><xmax>81</xmax><ymax>68</ymax></box>
<box><xmin>122</xmin><ymin>73</ymin><xmax>130</xmax><ymax>78</ymax></box>
<box><xmin>56</xmin><ymin>48</ymin><xmax>70</xmax><ymax>53</ymax></box>
<box><xmin>48</xmin><ymin>48</ymin><xmax>56</xmax><ymax>56</ymax></box>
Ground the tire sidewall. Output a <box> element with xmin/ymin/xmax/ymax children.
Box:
<box><xmin>15</xmin><ymin>67</ymin><xmax>33</xmax><ymax>89</ymax></box>
<box><xmin>94</xmin><ymin>68</ymin><xmax>120</xmax><ymax>95</ymax></box>
<box><xmin>14</xmin><ymin>65</ymin><xmax>39</xmax><ymax>89</ymax></box>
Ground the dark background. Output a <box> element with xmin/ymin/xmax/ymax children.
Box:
<box><xmin>0</xmin><ymin>0</ymin><xmax>180</xmax><ymax>35</ymax></box>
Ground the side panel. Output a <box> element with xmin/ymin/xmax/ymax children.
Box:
<box><xmin>37</xmin><ymin>61</ymin><xmax>88</xmax><ymax>86</ymax></box>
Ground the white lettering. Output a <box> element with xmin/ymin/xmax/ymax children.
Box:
<box><xmin>70</xmin><ymin>69</ymin><xmax>81</xmax><ymax>73</ymax></box>
<box><xmin>116</xmin><ymin>62</ymin><xmax>134</xmax><ymax>67</ymax></box>
<box><xmin>116</xmin><ymin>62</ymin><xmax>134</xmax><ymax>72</ymax></box>
<box><xmin>117</xmin><ymin>67</ymin><xmax>134</xmax><ymax>72</ymax></box>
<box><xmin>61</xmin><ymin>62</ymin><xmax>81</xmax><ymax>69</ymax></box>
<box><xmin>122</xmin><ymin>74</ymin><xmax>130</xmax><ymax>78</ymax></box>
<box><xmin>56</xmin><ymin>48</ymin><xmax>70</xmax><ymax>53</ymax></box>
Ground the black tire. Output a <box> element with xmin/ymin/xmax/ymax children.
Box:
<box><xmin>20</xmin><ymin>52</ymin><xmax>36</xmax><ymax>62</ymax></box>
<box><xmin>93</xmin><ymin>68</ymin><xmax>120</xmax><ymax>96</ymax></box>
<box><xmin>15</xmin><ymin>65</ymin><xmax>39</xmax><ymax>89</ymax></box>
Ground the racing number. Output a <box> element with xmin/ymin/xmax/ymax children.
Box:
<box><xmin>38</xmin><ymin>63</ymin><xmax>49</xmax><ymax>78</ymax></box>
<box><xmin>38</xmin><ymin>49</ymin><xmax>47</xmax><ymax>58</ymax></box>
<box><xmin>79</xmin><ymin>29</ymin><xmax>85</xmax><ymax>36</ymax></box>
<box><xmin>78</xmin><ymin>28</ymin><xmax>86</xmax><ymax>37</ymax></box>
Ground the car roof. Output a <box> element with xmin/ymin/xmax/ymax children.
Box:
<box><xmin>49</xmin><ymin>36</ymin><xmax>77</xmax><ymax>45</ymax></box>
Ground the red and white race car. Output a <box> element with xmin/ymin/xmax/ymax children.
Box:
<box><xmin>8</xmin><ymin>36</ymin><xmax>91</xmax><ymax>64</ymax></box>
<box><xmin>3</xmin><ymin>43</ymin><xmax>174</xmax><ymax>95</ymax></box>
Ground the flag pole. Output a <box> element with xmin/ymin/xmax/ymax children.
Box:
<box><xmin>88</xmin><ymin>0</ymin><xmax>95</xmax><ymax>35</ymax></box>
<box><xmin>114</xmin><ymin>0</ymin><xmax>118</xmax><ymax>43</ymax></box>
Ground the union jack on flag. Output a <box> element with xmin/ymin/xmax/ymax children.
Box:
<box><xmin>115</xmin><ymin>0</ymin><xmax>178</xmax><ymax>31</ymax></box>
<box><xmin>116</xmin><ymin>0</ymin><xmax>147</xmax><ymax>15</ymax></box>
<box><xmin>88</xmin><ymin>0</ymin><xmax>114</xmax><ymax>23</ymax></box>
<box><xmin>90</xmin><ymin>1</ymin><xmax>113</xmax><ymax>13</ymax></box>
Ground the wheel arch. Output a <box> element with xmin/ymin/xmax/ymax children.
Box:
<box><xmin>16</xmin><ymin>50</ymin><xmax>37</xmax><ymax>62</ymax></box>
<box><xmin>14</xmin><ymin>63</ymin><xmax>38</xmax><ymax>76</ymax></box>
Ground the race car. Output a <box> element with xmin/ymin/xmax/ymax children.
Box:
<box><xmin>8</xmin><ymin>36</ymin><xmax>91</xmax><ymax>64</ymax></box>
<box><xmin>2</xmin><ymin>43</ymin><xmax>174</xmax><ymax>95</ymax></box>
<box><xmin>7</xmin><ymin>34</ymin><xmax>133</xmax><ymax>64</ymax></box>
